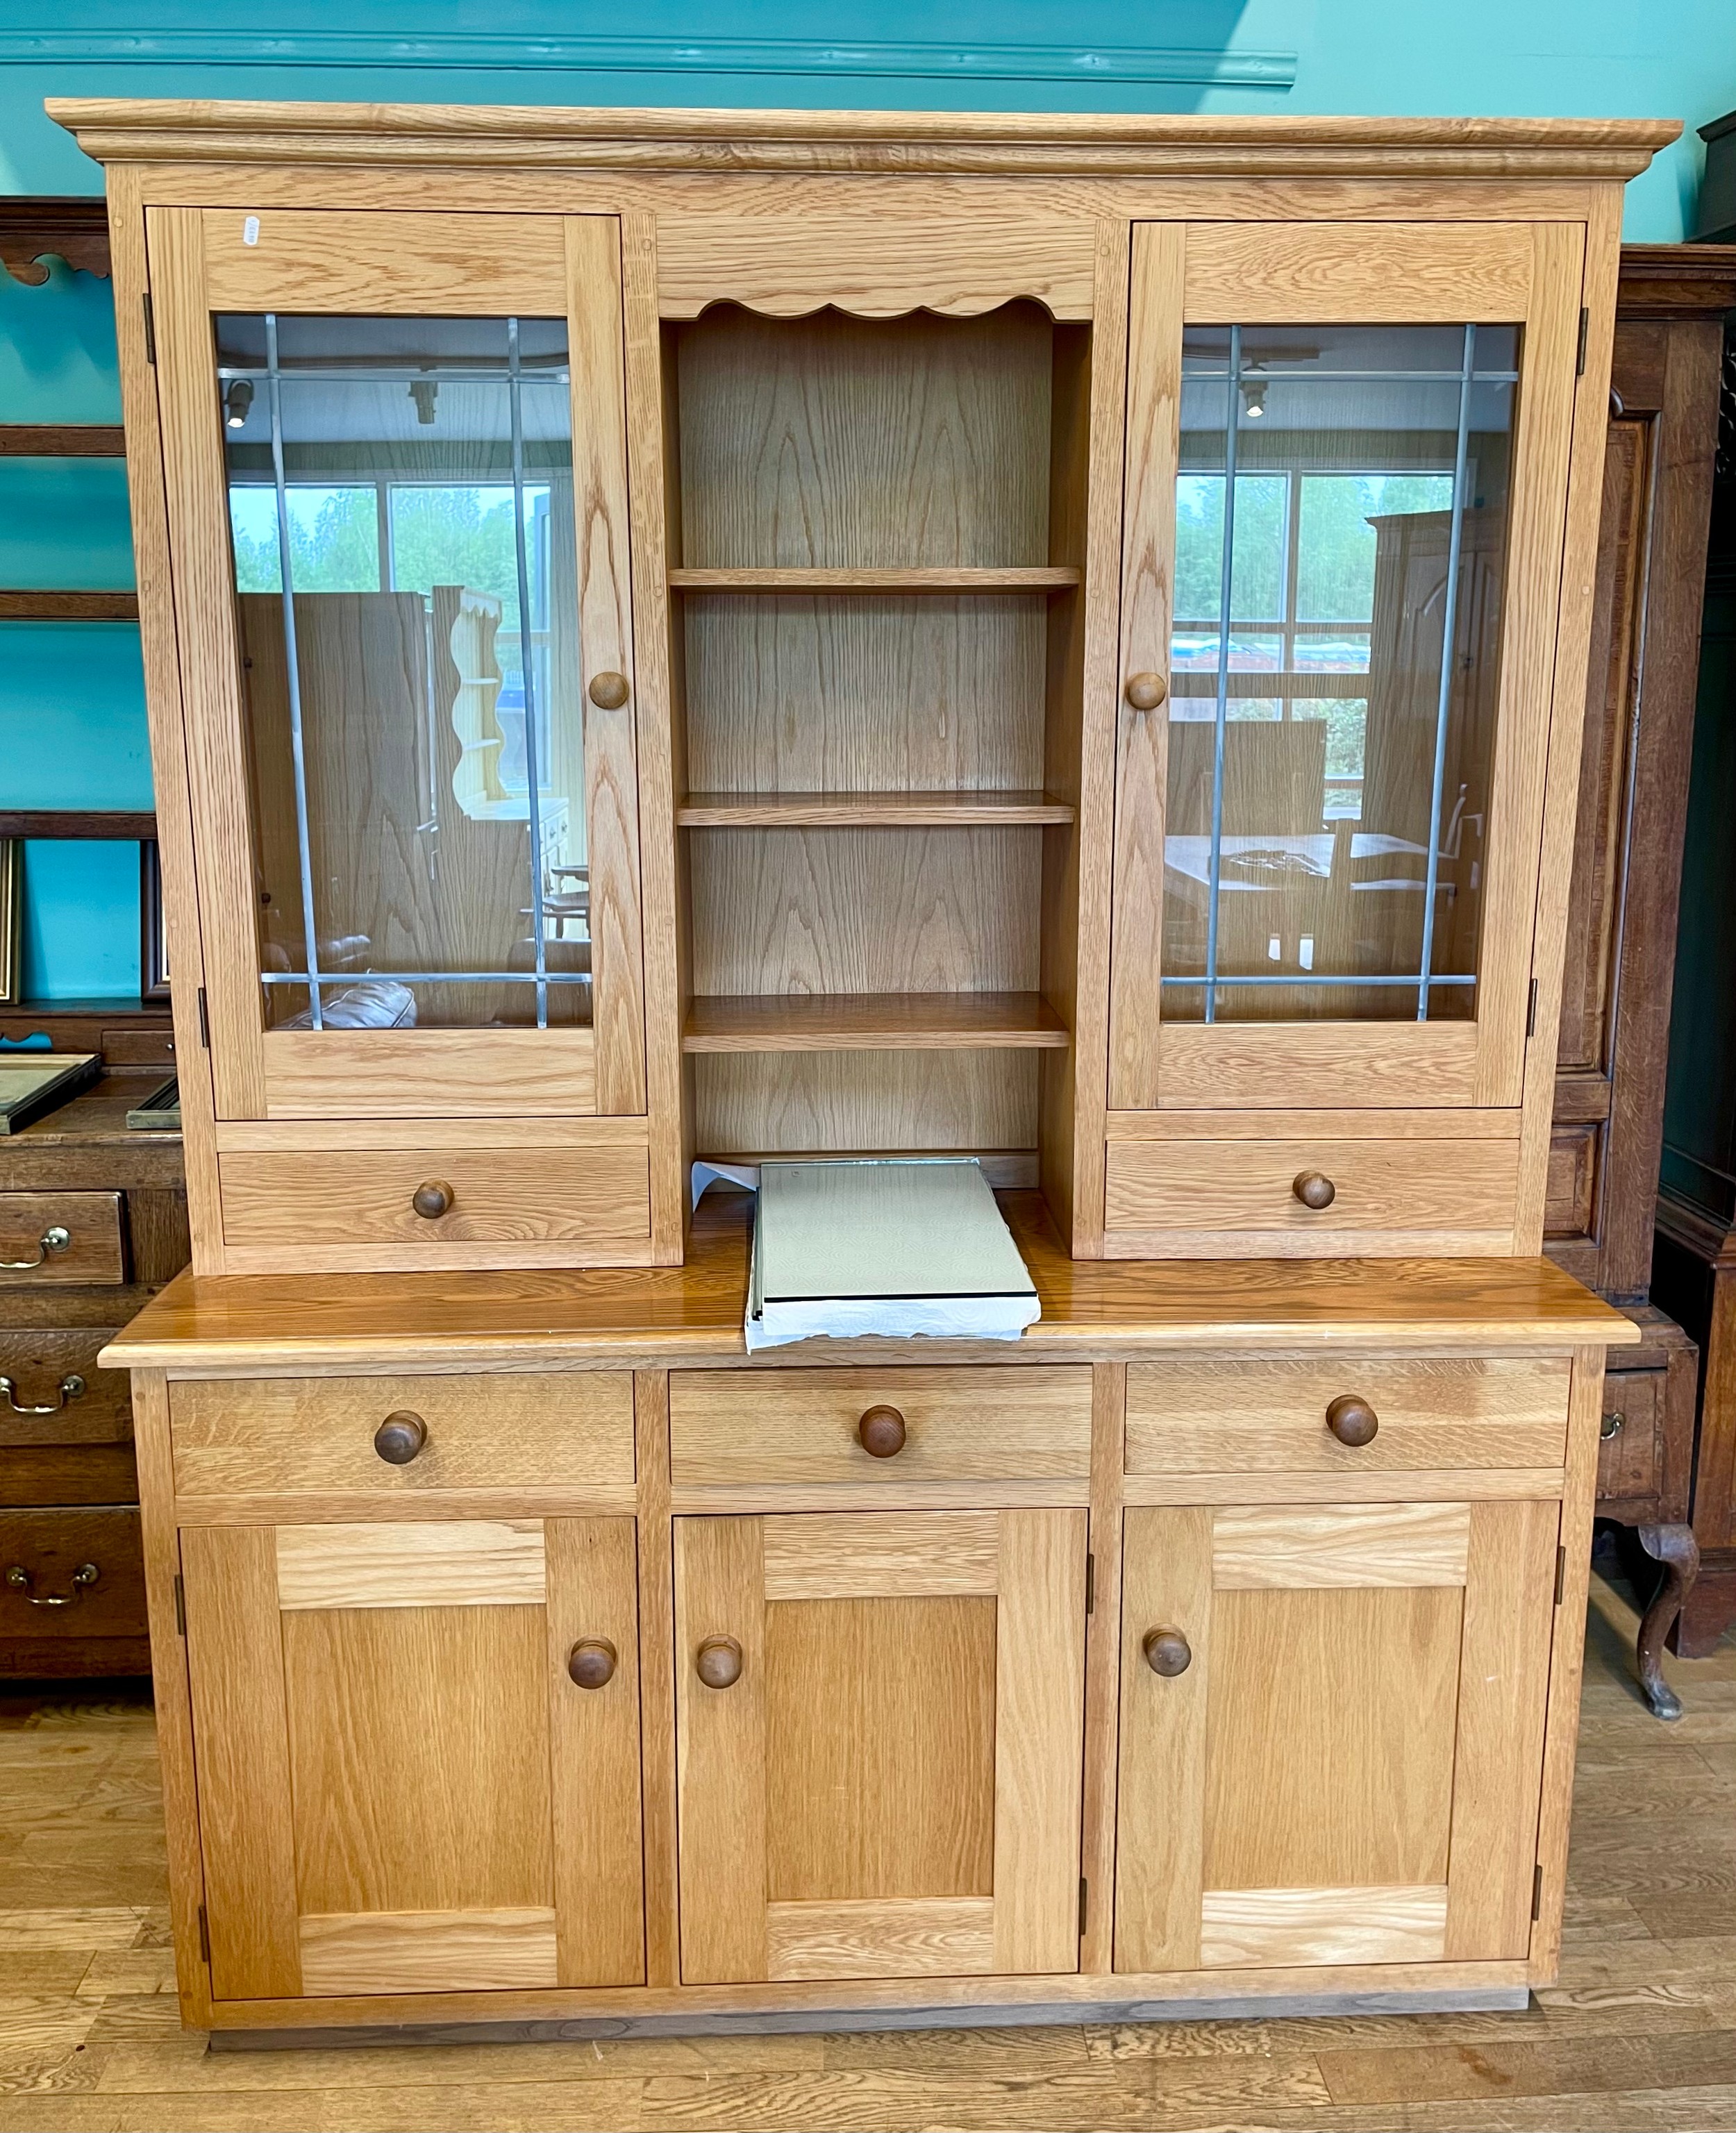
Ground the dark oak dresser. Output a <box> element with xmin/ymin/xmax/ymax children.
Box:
<box><xmin>1547</xmin><ymin>244</ymin><xmax>1736</xmax><ymax>1714</ymax></box>
<box><xmin>1653</xmin><ymin>251</ymin><xmax>1736</xmax><ymax>1662</ymax></box>
<box><xmin>1</xmin><ymin>1021</ymin><xmax>187</xmax><ymax>1679</ymax></box>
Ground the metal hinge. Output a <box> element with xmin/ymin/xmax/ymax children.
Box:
<box><xmin>197</xmin><ymin>1903</ymin><xmax>211</xmax><ymax>1964</ymax></box>
<box><xmin>1527</xmin><ymin>977</ymin><xmax>1539</xmax><ymax>1039</ymax></box>
<box><xmin>173</xmin><ymin>1573</ymin><xmax>185</xmax><ymax>1636</ymax></box>
<box><xmin>1576</xmin><ymin>307</ymin><xmax>1589</xmax><ymax>377</ymax></box>
<box><xmin>1078</xmin><ymin>1877</ymin><xmax>1089</xmax><ymax>1937</ymax></box>
<box><xmin>1085</xmin><ymin>1553</ymin><xmax>1095</xmax><ymax>1618</ymax></box>
<box><xmin>1554</xmin><ymin>1547</ymin><xmax>1567</xmax><ymax>1605</ymax></box>
<box><xmin>142</xmin><ymin>291</ymin><xmax>156</xmax><ymax>366</ymax></box>
<box><xmin>196</xmin><ymin>985</ymin><xmax>210</xmax><ymax>1051</ymax></box>
<box><xmin>1531</xmin><ymin>1864</ymin><xmax>1544</xmax><ymax>1921</ymax></box>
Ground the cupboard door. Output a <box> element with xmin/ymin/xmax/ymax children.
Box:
<box><xmin>1115</xmin><ymin>1500</ymin><xmax>1558</xmax><ymax>1973</ymax></box>
<box><xmin>1108</xmin><ymin>220</ymin><xmax>1587</xmax><ymax>1116</ymax></box>
<box><xmin>675</xmin><ymin>1509</ymin><xmax>1087</xmax><ymax>1984</ymax></box>
<box><xmin>181</xmin><ymin>1517</ymin><xmax>643</xmax><ymax>1998</ymax></box>
<box><xmin>145</xmin><ymin>206</ymin><xmax>644</xmax><ymax>1122</ymax></box>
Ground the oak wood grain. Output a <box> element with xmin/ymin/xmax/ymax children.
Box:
<box><xmin>274</xmin><ymin>1520</ymin><xmax>546</xmax><ymax>1611</ymax></box>
<box><xmin>764</xmin><ymin>1897</ymin><xmax>996</xmax><ymax>1981</ymax></box>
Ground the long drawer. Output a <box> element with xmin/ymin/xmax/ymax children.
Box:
<box><xmin>0</xmin><ymin>1192</ymin><xmax>124</xmax><ymax>1286</ymax></box>
<box><xmin>670</xmin><ymin>1366</ymin><xmax>1094</xmax><ymax>1488</ymax></box>
<box><xmin>1105</xmin><ymin>1137</ymin><xmax>1519</xmax><ymax>1249</ymax></box>
<box><xmin>216</xmin><ymin>1146</ymin><xmax>653</xmax><ymax>1264</ymax></box>
<box><xmin>0</xmin><ymin>1507</ymin><xmax>146</xmax><ymax>1640</ymax></box>
<box><xmin>170</xmin><ymin>1372</ymin><xmax>636</xmax><ymax>1497</ymax></box>
<box><xmin>1125</xmin><ymin>1357</ymin><xmax>1571</xmax><ymax>1475</ymax></box>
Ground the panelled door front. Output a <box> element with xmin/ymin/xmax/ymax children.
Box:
<box><xmin>1108</xmin><ymin>219</ymin><xmax>1587</xmax><ymax>1118</ymax></box>
<box><xmin>181</xmin><ymin>1518</ymin><xmax>643</xmax><ymax>1998</ymax></box>
<box><xmin>676</xmin><ymin>1509</ymin><xmax>1088</xmax><ymax>1984</ymax></box>
<box><xmin>147</xmin><ymin>206</ymin><xmax>646</xmax><ymax>1122</ymax></box>
<box><xmin>1115</xmin><ymin>1500</ymin><xmax>1559</xmax><ymax>1973</ymax></box>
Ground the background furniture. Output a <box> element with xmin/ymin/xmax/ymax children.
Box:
<box><xmin>1546</xmin><ymin>244</ymin><xmax>1736</xmax><ymax>1712</ymax></box>
<box><xmin>1653</xmin><ymin>287</ymin><xmax>1736</xmax><ymax>1659</ymax></box>
<box><xmin>0</xmin><ymin>1066</ymin><xmax>187</xmax><ymax>1679</ymax></box>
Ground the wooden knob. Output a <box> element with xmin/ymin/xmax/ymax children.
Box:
<box><xmin>567</xmin><ymin>1637</ymin><xmax>617</xmax><ymax>1689</ymax></box>
<box><xmin>374</xmin><ymin>1411</ymin><xmax>428</xmax><ymax>1464</ymax></box>
<box><xmin>1325</xmin><ymin>1394</ymin><xmax>1378</xmax><ymax>1448</ymax></box>
<box><xmin>695</xmin><ymin>1635</ymin><xmax>743</xmax><ymax>1690</ymax></box>
<box><xmin>412</xmin><ymin>1179</ymin><xmax>454</xmax><ymax>1220</ymax></box>
<box><xmin>1143</xmin><ymin>1628</ymin><xmax>1192</xmax><ymax>1677</ymax></box>
<box><xmin>1124</xmin><ymin>672</ymin><xmax>1167</xmax><ymax>711</ymax></box>
<box><xmin>588</xmin><ymin>671</ymin><xmax>630</xmax><ymax>710</ymax></box>
<box><xmin>1292</xmin><ymin>1170</ymin><xmax>1336</xmax><ymax>1211</ymax></box>
<box><xmin>858</xmin><ymin>1405</ymin><xmax>907</xmax><ymax>1458</ymax></box>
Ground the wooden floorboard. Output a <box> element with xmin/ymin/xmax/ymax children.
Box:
<box><xmin>0</xmin><ymin>1568</ymin><xmax>1732</xmax><ymax>2131</ymax></box>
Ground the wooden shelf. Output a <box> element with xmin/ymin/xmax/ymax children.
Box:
<box><xmin>683</xmin><ymin>992</ymin><xmax>1069</xmax><ymax>1054</ymax></box>
<box><xmin>0</xmin><ymin>810</ymin><xmax>158</xmax><ymax>841</ymax></box>
<box><xmin>677</xmin><ymin>789</ymin><xmax>1075</xmax><ymax>828</ymax></box>
<box><xmin>667</xmin><ymin>567</ymin><xmax>1081</xmax><ymax>594</ymax></box>
<box><xmin>0</xmin><ymin>590</ymin><xmax>137</xmax><ymax>621</ymax></box>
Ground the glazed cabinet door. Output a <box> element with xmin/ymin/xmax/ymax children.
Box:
<box><xmin>180</xmin><ymin>1517</ymin><xmax>643</xmax><ymax>2000</ymax></box>
<box><xmin>1115</xmin><ymin>1500</ymin><xmax>1560</xmax><ymax>1973</ymax></box>
<box><xmin>1107</xmin><ymin>221</ymin><xmax>1588</xmax><ymax>1226</ymax></box>
<box><xmin>675</xmin><ymin>1509</ymin><xmax>1087</xmax><ymax>1984</ymax></box>
<box><xmin>145</xmin><ymin>206</ymin><xmax>645</xmax><ymax>1123</ymax></box>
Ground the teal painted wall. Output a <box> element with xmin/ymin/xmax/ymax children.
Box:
<box><xmin>2</xmin><ymin>2</ymin><xmax>1732</xmax><ymax>999</ymax></box>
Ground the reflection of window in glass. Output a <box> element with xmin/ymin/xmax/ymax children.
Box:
<box><xmin>1164</xmin><ymin>323</ymin><xmax>1518</xmax><ymax>1026</ymax></box>
<box><xmin>215</xmin><ymin>314</ymin><xmax>587</xmax><ymax>1034</ymax></box>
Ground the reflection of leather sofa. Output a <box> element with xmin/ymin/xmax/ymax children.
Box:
<box><xmin>279</xmin><ymin>981</ymin><xmax>416</xmax><ymax>1031</ymax></box>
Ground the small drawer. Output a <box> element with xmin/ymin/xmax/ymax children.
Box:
<box><xmin>669</xmin><ymin>1366</ymin><xmax>1093</xmax><ymax>1488</ymax></box>
<box><xmin>216</xmin><ymin>1146</ymin><xmax>651</xmax><ymax>1264</ymax></box>
<box><xmin>1105</xmin><ymin>1137</ymin><xmax>1519</xmax><ymax>1246</ymax></box>
<box><xmin>2</xmin><ymin>1327</ymin><xmax>135</xmax><ymax>1507</ymax></box>
<box><xmin>1596</xmin><ymin>1368</ymin><xmax>1663</xmax><ymax>1504</ymax></box>
<box><xmin>0</xmin><ymin>1192</ymin><xmax>124</xmax><ymax>1287</ymax></box>
<box><xmin>169</xmin><ymin>1371</ymin><xmax>635</xmax><ymax>1497</ymax></box>
<box><xmin>1125</xmin><ymin>1357</ymin><xmax>1571</xmax><ymax>1475</ymax></box>
<box><xmin>0</xmin><ymin>1508</ymin><xmax>146</xmax><ymax>1640</ymax></box>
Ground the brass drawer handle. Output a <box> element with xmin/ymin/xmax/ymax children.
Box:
<box><xmin>6</xmin><ymin>1562</ymin><xmax>99</xmax><ymax>1608</ymax></box>
<box><xmin>0</xmin><ymin>1372</ymin><xmax>85</xmax><ymax>1416</ymax></box>
<box><xmin>374</xmin><ymin>1412</ymin><xmax>428</xmax><ymax>1464</ymax></box>
<box><xmin>411</xmin><ymin>1180</ymin><xmax>453</xmax><ymax>1221</ymax></box>
<box><xmin>1326</xmin><ymin>1394</ymin><xmax>1378</xmax><ymax>1447</ymax></box>
<box><xmin>1124</xmin><ymin>672</ymin><xmax>1167</xmax><ymax>711</ymax></box>
<box><xmin>1</xmin><ymin>1226</ymin><xmax>71</xmax><ymax>1271</ymax></box>
<box><xmin>567</xmin><ymin>1637</ymin><xmax>618</xmax><ymax>1689</ymax></box>
<box><xmin>858</xmin><ymin>1405</ymin><xmax>907</xmax><ymax>1458</ymax></box>
<box><xmin>1601</xmin><ymin>1411</ymin><xmax>1626</xmax><ymax>1440</ymax></box>
<box><xmin>587</xmin><ymin>671</ymin><xmax>631</xmax><ymax>710</ymax></box>
<box><xmin>695</xmin><ymin>1635</ymin><xmax>743</xmax><ymax>1690</ymax></box>
<box><xmin>1292</xmin><ymin>1172</ymin><xmax>1335</xmax><ymax>1211</ymax></box>
<box><xmin>1143</xmin><ymin>1627</ymin><xmax>1192</xmax><ymax>1677</ymax></box>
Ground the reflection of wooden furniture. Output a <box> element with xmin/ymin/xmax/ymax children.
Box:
<box><xmin>1</xmin><ymin>1073</ymin><xmax>187</xmax><ymax>1679</ymax></box>
<box><xmin>63</xmin><ymin>97</ymin><xmax>1666</xmax><ymax>2045</ymax></box>
<box><xmin>1547</xmin><ymin>247</ymin><xmax>1736</xmax><ymax>1712</ymax></box>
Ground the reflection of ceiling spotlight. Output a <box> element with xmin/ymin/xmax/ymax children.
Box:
<box><xmin>224</xmin><ymin>378</ymin><xmax>254</xmax><ymax>428</ymax></box>
<box><xmin>409</xmin><ymin>377</ymin><xmax>439</xmax><ymax>425</ymax></box>
<box><xmin>1242</xmin><ymin>376</ymin><xmax>1268</xmax><ymax>419</ymax></box>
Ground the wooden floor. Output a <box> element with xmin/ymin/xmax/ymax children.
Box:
<box><xmin>1</xmin><ymin>1567</ymin><xmax>1734</xmax><ymax>2132</ymax></box>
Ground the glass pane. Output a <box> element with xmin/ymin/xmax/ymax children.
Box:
<box><xmin>1165</xmin><ymin>320</ymin><xmax>1516</xmax><ymax>1024</ymax></box>
<box><xmin>217</xmin><ymin>312</ymin><xmax>588</xmax><ymax>1032</ymax></box>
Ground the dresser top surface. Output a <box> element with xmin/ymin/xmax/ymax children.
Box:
<box><xmin>100</xmin><ymin>1189</ymin><xmax>1638</xmax><ymax>1373</ymax></box>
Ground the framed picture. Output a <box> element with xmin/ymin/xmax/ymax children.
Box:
<box><xmin>0</xmin><ymin>840</ymin><xmax>18</xmax><ymax>1006</ymax></box>
<box><xmin>140</xmin><ymin>838</ymin><xmax>169</xmax><ymax>1000</ymax></box>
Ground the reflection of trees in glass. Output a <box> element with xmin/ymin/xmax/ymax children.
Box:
<box><xmin>230</xmin><ymin>485</ymin><xmax>377</xmax><ymax>594</ymax></box>
<box><xmin>390</xmin><ymin>486</ymin><xmax>533</xmax><ymax>645</ymax></box>
<box><xmin>1174</xmin><ymin>471</ymin><xmax>1454</xmax><ymax>625</ymax></box>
